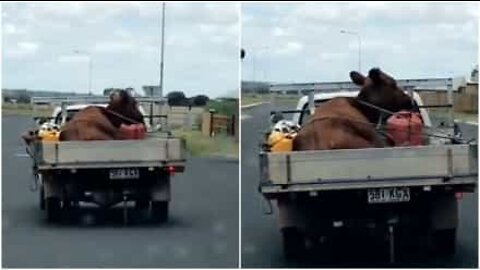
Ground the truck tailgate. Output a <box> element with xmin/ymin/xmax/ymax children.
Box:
<box><xmin>260</xmin><ymin>144</ymin><xmax>477</xmax><ymax>193</ymax></box>
<box><xmin>36</xmin><ymin>137</ymin><xmax>185</xmax><ymax>169</ymax></box>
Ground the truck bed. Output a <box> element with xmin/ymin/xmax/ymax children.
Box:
<box><xmin>34</xmin><ymin>134</ymin><xmax>185</xmax><ymax>170</ymax></box>
<box><xmin>259</xmin><ymin>144</ymin><xmax>478</xmax><ymax>194</ymax></box>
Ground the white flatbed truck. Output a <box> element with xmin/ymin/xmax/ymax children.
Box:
<box><xmin>259</xmin><ymin>88</ymin><xmax>477</xmax><ymax>261</ymax></box>
<box><xmin>26</xmin><ymin>96</ymin><xmax>186</xmax><ymax>224</ymax></box>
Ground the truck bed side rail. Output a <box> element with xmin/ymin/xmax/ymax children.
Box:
<box><xmin>35</xmin><ymin>137</ymin><xmax>185</xmax><ymax>170</ymax></box>
<box><xmin>260</xmin><ymin>144</ymin><xmax>477</xmax><ymax>193</ymax></box>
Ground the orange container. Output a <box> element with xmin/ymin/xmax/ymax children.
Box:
<box><xmin>120</xmin><ymin>124</ymin><xmax>146</xmax><ymax>140</ymax></box>
<box><xmin>386</xmin><ymin>111</ymin><xmax>423</xmax><ymax>146</ymax></box>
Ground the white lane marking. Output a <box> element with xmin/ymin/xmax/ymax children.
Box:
<box><xmin>465</xmin><ymin>121</ymin><xmax>478</xmax><ymax>126</ymax></box>
<box><xmin>241</xmin><ymin>114</ymin><xmax>251</xmax><ymax>121</ymax></box>
<box><xmin>455</xmin><ymin>119</ymin><xmax>478</xmax><ymax>126</ymax></box>
<box><xmin>14</xmin><ymin>153</ymin><xmax>30</xmax><ymax>158</ymax></box>
<box><xmin>241</xmin><ymin>102</ymin><xmax>266</xmax><ymax>109</ymax></box>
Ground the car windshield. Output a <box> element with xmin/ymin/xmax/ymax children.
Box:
<box><xmin>299</xmin><ymin>100</ymin><xmax>328</xmax><ymax>126</ymax></box>
<box><xmin>298</xmin><ymin>99</ymin><xmax>422</xmax><ymax>126</ymax></box>
<box><xmin>54</xmin><ymin>110</ymin><xmax>80</xmax><ymax>125</ymax></box>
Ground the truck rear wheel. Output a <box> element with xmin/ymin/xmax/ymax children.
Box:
<box><xmin>136</xmin><ymin>200</ymin><xmax>150</xmax><ymax>209</ymax></box>
<box><xmin>45</xmin><ymin>197</ymin><xmax>61</xmax><ymax>223</ymax></box>
<box><xmin>151</xmin><ymin>201</ymin><xmax>168</xmax><ymax>223</ymax></box>
<box><xmin>432</xmin><ymin>229</ymin><xmax>456</xmax><ymax>256</ymax></box>
<box><xmin>281</xmin><ymin>227</ymin><xmax>306</xmax><ymax>261</ymax></box>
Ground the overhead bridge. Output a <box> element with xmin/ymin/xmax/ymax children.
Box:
<box><xmin>269</xmin><ymin>77</ymin><xmax>457</xmax><ymax>95</ymax></box>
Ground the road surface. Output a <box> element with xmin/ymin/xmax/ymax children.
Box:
<box><xmin>241</xmin><ymin>102</ymin><xmax>478</xmax><ymax>268</ymax></box>
<box><xmin>2</xmin><ymin>115</ymin><xmax>239</xmax><ymax>268</ymax></box>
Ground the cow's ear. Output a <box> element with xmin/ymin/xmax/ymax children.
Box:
<box><xmin>350</xmin><ymin>71</ymin><xmax>365</xmax><ymax>86</ymax></box>
<box><xmin>368</xmin><ymin>68</ymin><xmax>382</xmax><ymax>85</ymax></box>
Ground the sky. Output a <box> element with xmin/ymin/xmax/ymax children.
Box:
<box><xmin>2</xmin><ymin>2</ymin><xmax>239</xmax><ymax>98</ymax></box>
<box><xmin>242</xmin><ymin>2</ymin><xmax>479</xmax><ymax>83</ymax></box>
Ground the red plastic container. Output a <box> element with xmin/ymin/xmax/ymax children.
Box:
<box><xmin>386</xmin><ymin>111</ymin><xmax>423</xmax><ymax>146</ymax></box>
<box><xmin>120</xmin><ymin>124</ymin><xmax>146</xmax><ymax>140</ymax></box>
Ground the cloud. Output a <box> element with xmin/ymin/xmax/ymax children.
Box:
<box><xmin>57</xmin><ymin>54</ymin><xmax>90</xmax><ymax>63</ymax></box>
<box><xmin>93</xmin><ymin>41</ymin><xmax>136</xmax><ymax>53</ymax></box>
<box><xmin>272</xmin><ymin>27</ymin><xmax>287</xmax><ymax>37</ymax></box>
<box><xmin>242</xmin><ymin>3</ymin><xmax>478</xmax><ymax>82</ymax></box>
<box><xmin>2</xmin><ymin>3</ymin><xmax>239</xmax><ymax>98</ymax></box>
<box><xmin>274</xmin><ymin>41</ymin><xmax>303</xmax><ymax>55</ymax></box>
<box><xmin>4</xmin><ymin>41</ymin><xmax>39</xmax><ymax>58</ymax></box>
<box><xmin>4</xmin><ymin>23</ymin><xmax>18</xmax><ymax>35</ymax></box>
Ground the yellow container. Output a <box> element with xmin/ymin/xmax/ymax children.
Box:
<box><xmin>268</xmin><ymin>131</ymin><xmax>293</xmax><ymax>152</ymax></box>
<box><xmin>38</xmin><ymin>130</ymin><xmax>59</xmax><ymax>142</ymax></box>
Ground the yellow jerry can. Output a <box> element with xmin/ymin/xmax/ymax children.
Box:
<box><xmin>38</xmin><ymin>130</ymin><xmax>60</xmax><ymax>142</ymax></box>
<box><xmin>268</xmin><ymin>131</ymin><xmax>294</xmax><ymax>152</ymax></box>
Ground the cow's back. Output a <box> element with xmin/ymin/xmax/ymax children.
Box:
<box><xmin>59</xmin><ymin>106</ymin><xmax>119</xmax><ymax>141</ymax></box>
<box><xmin>292</xmin><ymin>97</ymin><xmax>385</xmax><ymax>151</ymax></box>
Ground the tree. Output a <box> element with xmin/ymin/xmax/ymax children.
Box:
<box><xmin>192</xmin><ymin>95</ymin><xmax>209</xmax><ymax>106</ymax></box>
<box><xmin>167</xmin><ymin>91</ymin><xmax>187</xmax><ymax>106</ymax></box>
<box><xmin>17</xmin><ymin>91</ymin><xmax>31</xmax><ymax>103</ymax></box>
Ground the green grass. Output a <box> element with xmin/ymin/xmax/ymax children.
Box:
<box><xmin>207</xmin><ymin>99</ymin><xmax>238</xmax><ymax>116</ymax></box>
<box><xmin>2</xmin><ymin>103</ymin><xmax>51</xmax><ymax>116</ymax></box>
<box><xmin>172</xmin><ymin>129</ymin><xmax>238</xmax><ymax>158</ymax></box>
<box><xmin>241</xmin><ymin>95</ymin><xmax>266</xmax><ymax>106</ymax></box>
<box><xmin>429</xmin><ymin>109</ymin><xmax>478</xmax><ymax>123</ymax></box>
<box><xmin>241</xmin><ymin>94</ymin><xmax>300</xmax><ymax>107</ymax></box>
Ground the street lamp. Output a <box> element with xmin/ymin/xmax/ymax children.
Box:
<box><xmin>159</xmin><ymin>2</ymin><xmax>166</xmax><ymax>98</ymax></box>
<box><xmin>73</xmin><ymin>50</ymin><xmax>92</xmax><ymax>95</ymax></box>
<box><xmin>340</xmin><ymin>30</ymin><xmax>361</xmax><ymax>72</ymax></box>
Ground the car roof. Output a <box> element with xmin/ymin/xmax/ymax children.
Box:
<box><xmin>53</xmin><ymin>104</ymin><xmax>108</xmax><ymax>111</ymax></box>
<box><xmin>50</xmin><ymin>103</ymin><xmax>149</xmax><ymax>127</ymax></box>
<box><xmin>292</xmin><ymin>90</ymin><xmax>431</xmax><ymax>126</ymax></box>
<box><xmin>296</xmin><ymin>90</ymin><xmax>424</xmax><ymax>108</ymax></box>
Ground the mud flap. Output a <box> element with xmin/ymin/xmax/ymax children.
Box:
<box><xmin>151</xmin><ymin>177</ymin><xmax>170</xmax><ymax>202</ymax></box>
<box><xmin>431</xmin><ymin>194</ymin><xmax>458</xmax><ymax>230</ymax></box>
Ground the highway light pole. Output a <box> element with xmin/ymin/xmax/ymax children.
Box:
<box><xmin>340</xmin><ymin>30</ymin><xmax>361</xmax><ymax>72</ymax></box>
<box><xmin>159</xmin><ymin>2</ymin><xmax>166</xmax><ymax>98</ymax></box>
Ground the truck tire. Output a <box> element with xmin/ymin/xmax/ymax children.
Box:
<box><xmin>432</xmin><ymin>229</ymin><xmax>456</xmax><ymax>256</ymax></box>
<box><xmin>136</xmin><ymin>200</ymin><xmax>150</xmax><ymax>210</ymax></box>
<box><xmin>151</xmin><ymin>201</ymin><xmax>168</xmax><ymax>223</ymax></box>
<box><xmin>39</xmin><ymin>185</ymin><xmax>45</xmax><ymax>210</ymax></box>
<box><xmin>45</xmin><ymin>197</ymin><xmax>61</xmax><ymax>223</ymax></box>
<box><xmin>281</xmin><ymin>227</ymin><xmax>306</xmax><ymax>261</ymax></box>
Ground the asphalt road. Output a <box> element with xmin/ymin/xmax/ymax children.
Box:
<box><xmin>241</xmin><ymin>102</ymin><xmax>478</xmax><ymax>268</ymax></box>
<box><xmin>2</xmin><ymin>115</ymin><xmax>239</xmax><ymax>268</ymax></box>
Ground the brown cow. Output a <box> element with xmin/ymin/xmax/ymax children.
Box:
<box><xmin>59</xmin><ymin>89</ymin><xmax>145</xmax><ymax>141</ymax></box>
<box><xmin>292</xmin><ymin>68</ymin><xmax>413</xmax><ymax>151</ymax></box>
<box><xmin>21</xmin><ymin>90</ymin><xmax>145</xmax><ymax>145</ymax></box>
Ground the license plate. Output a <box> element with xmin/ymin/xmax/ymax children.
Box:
<box><xmin>367</xmin><ymin>187</ymin><xmax>410</xmax><ymax>204</ymax></box>
<box><xmin>109</xmin><ymin>168</ymin><xmax>140</xmax><ymax>180</ymax></box>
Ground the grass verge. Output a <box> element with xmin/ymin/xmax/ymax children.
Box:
<box><xmin>429</xmin><ymin>109</ymin><xmax>478</xmax><ymax>123</ymax></box>
<box><xmin>172</xmin><ymin>129</ymin><xmax>238</xmax><ymax>159</ymax></box>
<box><xmin>2</xmin><ymin>103</ymin><xmax>51</xmax><ymax>116</ymax></box>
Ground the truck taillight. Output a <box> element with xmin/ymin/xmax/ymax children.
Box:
<box><xmin>166</xmin><ymin>166</ymin><xmax>176</xmax><ymax>176</ymax></box>
<box><xmin>455</xmin><ymin>192</ymin><xmax>464</xmax><ymax>200</ymax></box>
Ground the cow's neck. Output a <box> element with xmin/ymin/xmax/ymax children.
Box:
<box><xmin>101</xmin><ymin>107</ymin><xmax>125</xmax><ymax>128</ymax></box>
<box><xmin>350</xmin><ymin>97</ymin><xmax>383</xmax><ymax>124</ymax></box>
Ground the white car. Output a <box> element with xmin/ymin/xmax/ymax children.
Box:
<box><xmin>291</xmin><ymin>90</ymin><xmax>432</xmax><ymax>128</ymax></box>
<box><xmin>49</xmin><ymin>103</ymin><xmax>151</xmax><ymax>130</ymax></box>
